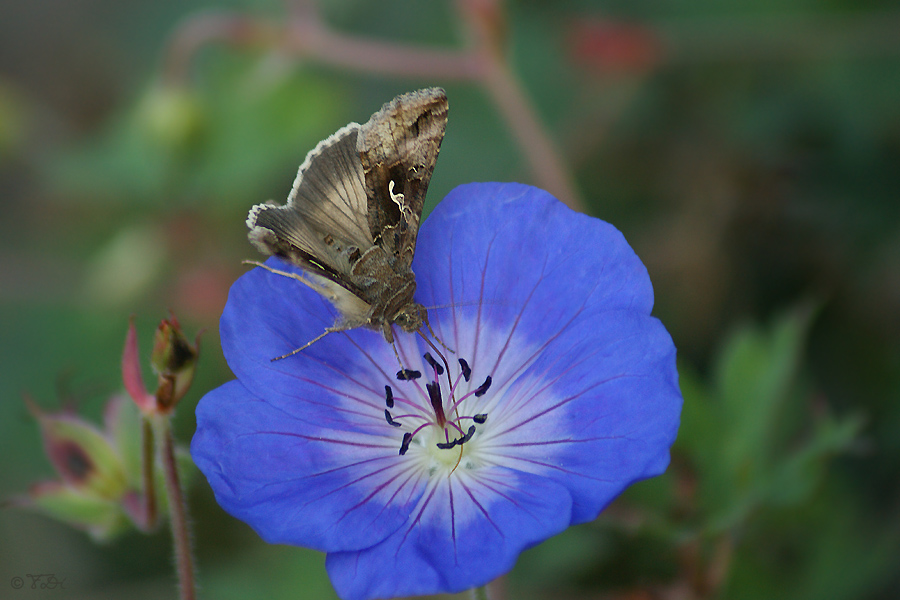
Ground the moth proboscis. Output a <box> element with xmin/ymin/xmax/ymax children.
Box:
<box><xmin>245</xmin><ymin>87</ymin><xmax>451</xmax><ymax>363</ymax></box>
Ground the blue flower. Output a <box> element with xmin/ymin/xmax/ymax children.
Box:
<box><xmin>192</xmin><ymin>182</ymin><xmax>682</xmax><ymax>600</ymax></box>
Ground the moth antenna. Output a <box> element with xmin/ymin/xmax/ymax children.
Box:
<box><xmin>422</xmin><ymin>299</ymin><xmax>502</xmax><ymax>311</ymax></box>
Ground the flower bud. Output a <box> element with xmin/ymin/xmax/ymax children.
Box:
<box><xmin>150</xmin><ymin>313</ymin><xmax>200</xmax><ymax>411</ymax></box>
<box><xmin>124</xmin><ymin>314</ymin><xmax>200</xmax><ymax>415</ymax></box>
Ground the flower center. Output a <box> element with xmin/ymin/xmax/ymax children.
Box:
<box><xmin>383</xmin><ymin>353</ymin><xmax>491</xmax><ymax>459</ymax></box>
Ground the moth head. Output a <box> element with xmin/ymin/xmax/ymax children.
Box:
<box><xmin>392</xmin><ymin>303</ymin><xmax>427</xmax><ymax>333</ymax></box>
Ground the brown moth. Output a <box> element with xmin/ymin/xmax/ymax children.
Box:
<box><xmin>245</xmin><ymin>88</ymin><xmax>449</xmax><ymax>359</ymax></box>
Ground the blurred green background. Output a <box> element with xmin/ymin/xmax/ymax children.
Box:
<box><xmin>1</xmin><ymin>0</ymin><xmax>898</xmax><ymax>598</ymax></box>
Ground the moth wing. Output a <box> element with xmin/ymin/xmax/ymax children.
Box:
<box><xmin>302</xmin><ymin>272</ymin><xmax>372</xmax><ymax>330</ymax></box>
<box><xmin>247</xmin><ymin>123</ymin><xmax>374</xmax><ymax>282</ymax></box>
<box><xmin>357</xmin><ymin>88</ymin><xmax>448</xmax><ymax>266</ymax></box>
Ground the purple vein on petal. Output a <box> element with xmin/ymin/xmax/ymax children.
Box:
<box><xmin>484</xmin><ymin>251</ymin><xmax>550</xmax><ymax>379</ymax></box>
<box><xmin>447</xmin><ymin>481</ymin><xmax>458</xmax><ymax>561</ymax></box>
<box><xmin>443</xmin><ymin>225</ymin><xmax>461</xmax><ymax>351</ymax></box>
<box><xmin>252</xmin><ymin>457</ymin><xmax>416</xmax><ymax>509</ymax></box>
<box><xmin>333</xmin><ymin>466</ymin><xmax>421</xmax><ymax>525</ymax></box>
<box><xmin>489</xmin><ymin>454</ymin><xmax>625</xmax><ymax>484</ymax></box>
<box><xmin>395</xmin><ymin>482</ymin><xmax>441</xmax><ymax>558</ymax></box>
<box><xmin>243</xmin><ymin>430</ymin><xmax>392</xmax><ymax>449</ymax></box>
<box><xmin>497</xmin><ymin>275</ymin><xmax>608</xmax><ymax>392</ymax></box>
<box><xmin>457</xmin><ymin>478</ymin><xmax>504</xmax><ymax>537</ymax></box>
<box><xmin>467</xmin><ymin>471</ymin><xmax>545</xmax><ymax>524</ymax></box>
<box><xmin>471</xmin><ymin>232</ymin><xmax>500</xmax><ymax>369</ymax></box>
<box><xmin>490</xmin><ymin>374</ymin><xmax>633</xmax><ymax>439</ymax></box>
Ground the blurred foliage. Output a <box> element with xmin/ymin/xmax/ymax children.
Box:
<box><xmin>1</xmin><ymin>0</ymin><xmax>899</xmax><ymax>599</ymax></box>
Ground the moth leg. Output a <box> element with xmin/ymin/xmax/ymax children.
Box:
<box><xmin>241</xmin><ymin>259</ymin><xmax>328</xmax><ymax>294</ymax></box>
<box><xmin>271</xmin><ymin>328</ymin><xmax>339</xmax><ymax>361</ymax></box>
<box><xmin>389</xmin><ymin>339</ymin><xmax>405</xmax><ymax>373</ymax></box>
<box><xmin>423</xmin><ymin>314</ymin><xmax>455</xmax><ymax>355</ymax></box>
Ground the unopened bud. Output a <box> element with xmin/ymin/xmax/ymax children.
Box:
<box><xmin>150</xmin><ymin>313</ymin><xmax>200</xmax><ymax>410</ymax></box>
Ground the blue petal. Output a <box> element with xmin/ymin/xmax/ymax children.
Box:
<box><xmin>219</xmin><ymin>257</ymin><xmax>400</xmax><ymax>415</ymax></box>
<box><xmin>326</xmin><ymin>468</ymin><xmax>573</xmax><ymax>600</ymax></box>
<box><xmin>470</xmin><ymin>307</ymin><xmax>681</xmax><ymax>524</ymax></box>
<box><xmin>192</xmin><ymin>380</ymin><xmax>427</xmax><ymax>552</ymax></box>
<box><xmin>414</xmin><ymin>182</ymin><xmax>655</xmax><ymax>359</ymax></box>
<box><xmin>410</xmin><ymin>182</ymin><xmax>681</xmax><ymax>522</ymax></box>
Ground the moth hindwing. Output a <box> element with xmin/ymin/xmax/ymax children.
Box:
<box><xmin>246</xmin><ymin>88</ymin><xmax>448</xmax><ymax>350</ymax></box>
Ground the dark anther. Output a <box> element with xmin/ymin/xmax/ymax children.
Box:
<box><xmin>384</xmin><ymin>409</ymin><xmax>401</xmax><ymax>427</ymax></box>
<box><xmin>436</xmin><ymin>424</ymin><xmax>478</xmax><ymax>451</ymax></box>
<box><xmin>459</xmin><ymin>425</ymin><xmax>476</xmax><ymax>445</ymax></box>
<box><xmin>399</xmin><ymin>432</ymin><xmax>413</xmax><ymax>456</ymax></box>
<box><xmin>384</xmin><ymin>385</ymin><xmax>394</xmax><ymax>408</ymax></box>
<box><xmin>473</xmin><ymin>413</ymin><xmax>488</xmax><ymax>424</ymax></box>
<box><xmin>396</xmin><ymin>369</ymin><xmax>422</xmax><ymax>381</ymax></box>
<box><xmin>423</xmin><ymin>352</ymin><xmax>444</xmax><ymax>375</ymax></box>
<box><xmin>458</xmin><ymin>358</ymin><xmax>472</xmax><ymax>382</ymax></box>
<box><xmin>436</xmin><ymin>424</ymin><xmax>478</xmax><ymax>450</ymax></box>
<box><xmin>474</xmin><ymin>375</ymin><xmax>493</xmax><ymax>397</ymax></box>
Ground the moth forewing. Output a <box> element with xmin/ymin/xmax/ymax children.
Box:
<box><xmin>359</xmin><ymin>88</ymin><xmax>448</xmax><ymax>264</ymax></box>
<box><xmin>245</xmin><ymin>87</ymin><xmax>449</xmax><ymax>359</ymax></box>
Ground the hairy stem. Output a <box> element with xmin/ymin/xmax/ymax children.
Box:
<box><xmin>140</xmin><ymin>416</ymin><xmax>158</xmax><ymax>530</ymax></box>
<box><xmin>157</xmin><ymin>417</ymin><xmax>196</xmax><ymax>600</ymax></box>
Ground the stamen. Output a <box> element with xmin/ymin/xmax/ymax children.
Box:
<box><xmin>384</xmin><ymin>409</ymin><xmax>401</xmax><ymax>427</ymax></box>
<box><xmin>423</xmin><ymin>352</ymin><xmax>445</xmax><ymax>375</ymax></box>
<box><xmin>474</xmin><ymin>375</ymin><xmax>493</xmax><ymax>397</ymax></box>
<box><xmin>399</xmin><ymin>432</ymin><xmax>413</xmax><ymax>456</ymax></box>
<box><xmin>396</xmin><ymin>369</ymin><xmax>422</xmax><ymax>381</ymax></box>
<box><xmin>426</xmin><ymin>381</ymin><xmax>446</xmax><ymax>426</ymax></box>
<box><xmin>458</xmin><ymin>358</ymin><xmax>472</xmax><ymax>382</ymax></box>
<box><xmin>390</xmin><ymin>352</ymin><xmax>493</xmax><ymax>457</ymax></box>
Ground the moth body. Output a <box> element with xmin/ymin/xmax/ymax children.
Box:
<box><xmin>246</xmin><ymin>88</ymin><xmax>448</xmax><ymax>354</ymax></box>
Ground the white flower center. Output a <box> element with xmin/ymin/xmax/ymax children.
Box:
<box><xmin>383</xmin><ymin>353</ymin><xmax>491</xmax><ymax>474</ymax></box>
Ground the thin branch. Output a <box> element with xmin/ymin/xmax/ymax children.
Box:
<box><xmin>160</xmin><ymin>3</ymin><xmax>583</xmax><ymax>211</ymax></box>
<box><xmin>163</xmin><ymin>10</ymin><xmax>279</xmax><ymax>85</ymax></box>
<box><xmin>282</xmin><ymin>20</ymin><xmax>487</xmax><ymax>81</ymax></box>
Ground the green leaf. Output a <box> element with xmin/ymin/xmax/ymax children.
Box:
<box><xmin>24</xmin><ymin>481</ymin><xmax>130</xmax><ymax>542</ymax></box>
